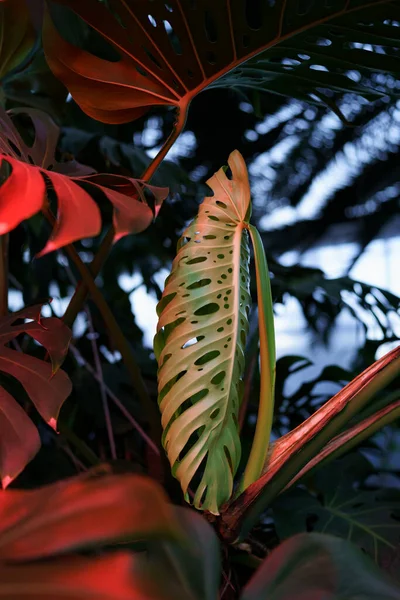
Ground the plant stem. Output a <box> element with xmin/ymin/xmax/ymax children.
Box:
<box><xmin>62</xmin><ymin>106</ymin><xmax>188</xmax><ymax>329</ymax></box>
<box><xmin>58</xmin><ymin>421</ymin><xmax>100</xmax><ymax>467</ymax></box>
<box><xmin>69</xmin><ymin>342</ymin><xmax>159</xmax><ymax>455</ymax></box>
<box><xmin>86</xmin><ymin>307</ymin><xmax>117</xmax><ymax>460</ymax></box>
<box><xmin>0</xmin><ymin>234</ymin><xmax>9</xmax><ymax>316</ymax></box>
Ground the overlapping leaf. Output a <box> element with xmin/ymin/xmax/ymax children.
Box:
<box><xmin>0</xmin><ymin>304</ymin><xmax>72</xmax><ymax>487</ymax></box>
<box><xmin>0</xmin><ymin>472</ymin><xmax>191</xmax><ymax>600</ymax></box>
<box><xmin>272</xmin><ymin>454</ymin><xmax>400</xmax><ymax>565</ymax></box>
<box><xmin>0</xmin><ymin>107</ymin><xmax>168</xmax><ymax>254</ymax></box>
<box><xmin>241</xmin><ymin>532</ymin><xmax>400</xmax><ymax>600</ymax></box>
<box><xmin>154</xmin><ymin>150</ymin><xmax>251</xmax><ymax>514</ymax></box>
<box><xmin>43</xmin><ymin>0</ymin><xmax>398</xmax><ymax>124</ymax></box>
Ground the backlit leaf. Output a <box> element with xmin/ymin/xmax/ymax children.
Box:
<box><xmin>155</xmin><ymin>150</ymin><xmax>251</xmax><ymax>514</ymax></box>
<box><xmin>43</xmin><ymin>0</ymin><xmax>398</xmax><ymax>124</ymax></box>
<box><xmin>0</xmin><ymin>107</ymin><xmax>168</xmax><ymax>253</ymax></box>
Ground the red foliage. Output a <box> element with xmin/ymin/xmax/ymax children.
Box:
<box><xmin>0</xmin><ymin>305</ymin><xmax>72</xmax><ymax>487</ymax></box>
<box><xmin>0</xmin><ymin>107</ymin><xmax>168</xmax><ymax>254</ymax></box>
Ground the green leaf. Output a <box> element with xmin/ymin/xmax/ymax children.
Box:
<box><xmin>155</xmin><ymin>150</ymin><xmax>252</xmax><ymax>514</ymax></box>
<box><xmin>239</xmin><ymin>224</ymin><xmax>276</xmax><ymax>491</ymax></box>
<box><xmin>146</xmin><ymin>507</ymin><xmax>221</xmax><ymax>600</ymax></box>
<box><xmin>240</xmin><ymin>532</ymin><xmax>400</xmax><ymax>600</ymax></box>
<box><xmin>216</xmin><ymin>3</ymin><xmax>400</xmax><ymax>107</ymax></box>
<box><xmin>272</xmin><ymin>454</ymin><xmax>400</xmax><ymax>564</ymax></box>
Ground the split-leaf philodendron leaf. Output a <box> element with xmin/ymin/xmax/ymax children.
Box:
<box><xmin>155</xmin><ymin>151</ymin><xmax>253</xmax><ymax>514</ymax></box>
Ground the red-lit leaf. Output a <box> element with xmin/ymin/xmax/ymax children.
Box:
<box><xmin>43</xmin><ymin>0</ymin><xmax>395</xmax><ymax>124</ymax></box>
<box><xmin>0</xmin><ymin>107</ymin><xmax>168</xmax><ymax>253</ymax></box>
<box><xmin>241</xmin><ymin>533</ymin><xmax>400</xmax><ymax>600</ymax></box>
<box><xmin>0</xmin><ymin>553</ymin><xmax>177</xmax><ymax>600</ymax></box>
<box><xmin>0</xmin><ymin>388</ymin><xmax>40</xmax><ymax>489</ymax></box>
<box><xmin>0</xmin><ymin>305</ymin><xmax>72</xmax><ymax>487</ymax></box>
<box><xmin>0</xmin><ymin>473</ymin><xmax>180</xmax><ymax>560</ymax></box>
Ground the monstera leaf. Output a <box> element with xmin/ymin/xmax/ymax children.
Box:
<box><xmin>0</xmin><ymin>304</ymin><xmax>72</xmax><ymax>487</ymax></box>
<box><xmin>154</xmin><ymin>151</ymin><xmax>252</xmax><ymax>514</ymax></box>
<box><xmin>0</xmin><ymin>107</ymin><xmax>168</xmax><ymax>254</ymax></box>
<box><xmin>43</xmin><ymin>0</ymin><xmax>399</xmax><ymax>124</ymax></box>
<box><xmin>155</xmin><ymin>150</ymin><xmax>275</xmax><ymax>514</ymax></box>
<box><xmin>272</xmin><ymin>454</ymin><xmax>400</xmax><ymax>566</ymax></box>
<box><xmin>241</xmin><ymin>532</ymin><xmax>400</xmax><ymax>600</ymax></box>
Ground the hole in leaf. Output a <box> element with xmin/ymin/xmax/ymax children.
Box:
<box><xmin>224</xmin><ymin>445</ymin><xmax>234</xmax><ymax>472</ymax></box>
<box><xmin>194</xmin><ymin>303</ymin><xmax>220</xmax><ymax>316</ymax></box>
<box><xmin>160</xmin><ymin>317</ymin><xmax>185</xmax><ymax>344</ymax></box>
<box><xmin>194</xmin><ymin>350</ymin><xmax>220</xmax><ymax>365</ymax></box>
<box><xmin>206</xmin><ymin>51</ymin><xmax>216</xmax><ymax>64</ymax></box>
<box><xmin>216</xmin><ymin>200</ymin><xmax>227</xmax><ymax>209</ymax></box>
<box><xmin>163</xmin><ymin>20</ymin><xmax>183</xmax><ymax>54</ymax></box>
<box><xmin>187</xmin><ymin>256</ymin><xmax>207</xmax><ymax>265</ymax></box>
<box><xmin>204</xmin><ymin>11</ymin><xmax>217</xmax><ymax>42</ymax></box>
<box><xmin>204</xmin><ymin>234</ymin><xmax>216</xmax><ymax>240</ymax></box>
<box><xmin>187</xmin><ymin>278</ymin><xmax>211</xmax><ymax>290</ymax></box>
<box><xmin>159</xmin><ymin>369</ymin><xmax>187</xmax><ymax>401</ymax></box>
<box><xmin>217</xmin><ymin>327</ymin><xmax>224</xmax><ymax>332</ymax></box>
<box><xmin>211</xmin><ymin>371</ymin><xmax>225</xmax><ymax>385</ymax></box>
<box><xmin>143</xmin><ymin>47</ymin><xmax>163</xmax><ymax>69</ymax></box>
<box><xmin>210</xmin><ymin>408</ymin><xmax>220</xmax><ymax>419</ymax></box>
<box><xmin>208</xmin><ymin>215</ymin><xmax>219</xmax><ymax>221</ymax></box>
<box><xmin>157</xmin><ymin>292</ymin><xmax>177</xmax><ymax>313</ymax></box>
<box><xmin>217</xmin><ymin>254</ymin><xmax>225</xmax><ymax>259</ymax></box>
<box><xmin>245</xmin><ymin>0</ymin><xmax>263</xmax><ymax>29</ymax></box>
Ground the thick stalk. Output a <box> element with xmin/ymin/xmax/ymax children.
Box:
<box><xmin>63</xmin><ymin>106</ymin><xmax>188</xmax><ymax>329</ymax></box>
<box><xmin>0</xmin><ymin>234</ymin><xmax>9</xmax><ymax>316</ymax></box>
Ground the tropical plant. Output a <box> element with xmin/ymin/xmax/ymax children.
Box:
<box><xmin>0</xmin><ymin>0</ymin><xmax>399</xmax><ymax>597</ymax></box>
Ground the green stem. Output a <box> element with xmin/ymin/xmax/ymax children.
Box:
<box><xmin>0</xmin><ymin>234</ymin><xmax>9</xmax><ymax>316</ymax></box>
<box><xmin>58</xmin><ymin>421</ymin><xmax>100</xmax><ymax>467</ymax></box>
<box><xmin>62</xmin><ymin>106</ymin><xmax>188</xmax><ymax>329</ymax></box>
<box><xmin>239</xmin><ymin>225</ymin><xmax>276</xmax><ymax>492</ymax></box>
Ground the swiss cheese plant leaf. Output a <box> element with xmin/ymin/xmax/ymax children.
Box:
<box><xmin>0</xmin><ymin>107</ymin><xmax>168</xmax><ymax>253</ymax></box>
<box><xmin>155</xmin><ymin>150</ymin><xmax>251</xmax><ymax>514</ymax></box>
<box><xmin>43</xmin><ymin>0</ymin><xmax>398</xmax><ymax>124</ymax></box>
<box><xmin>0</xmin><ymin>304</ymin><xmax>72</xmax><ymax>487</ymax></box>
<box><xmin>240</xmin><ymin>532</ymin><xmax>400</xmax><ymax>600</ymax></box>
<box><xmin>272</xmin><ymin>454</ymin><xmax>400</xmax><ymax>566</ymax></box>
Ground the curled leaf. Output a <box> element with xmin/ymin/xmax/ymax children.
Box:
<box><xmin>155</xmin><ymin>150</ymin><xmax>251</xmax><ymax>514</ymax></box>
